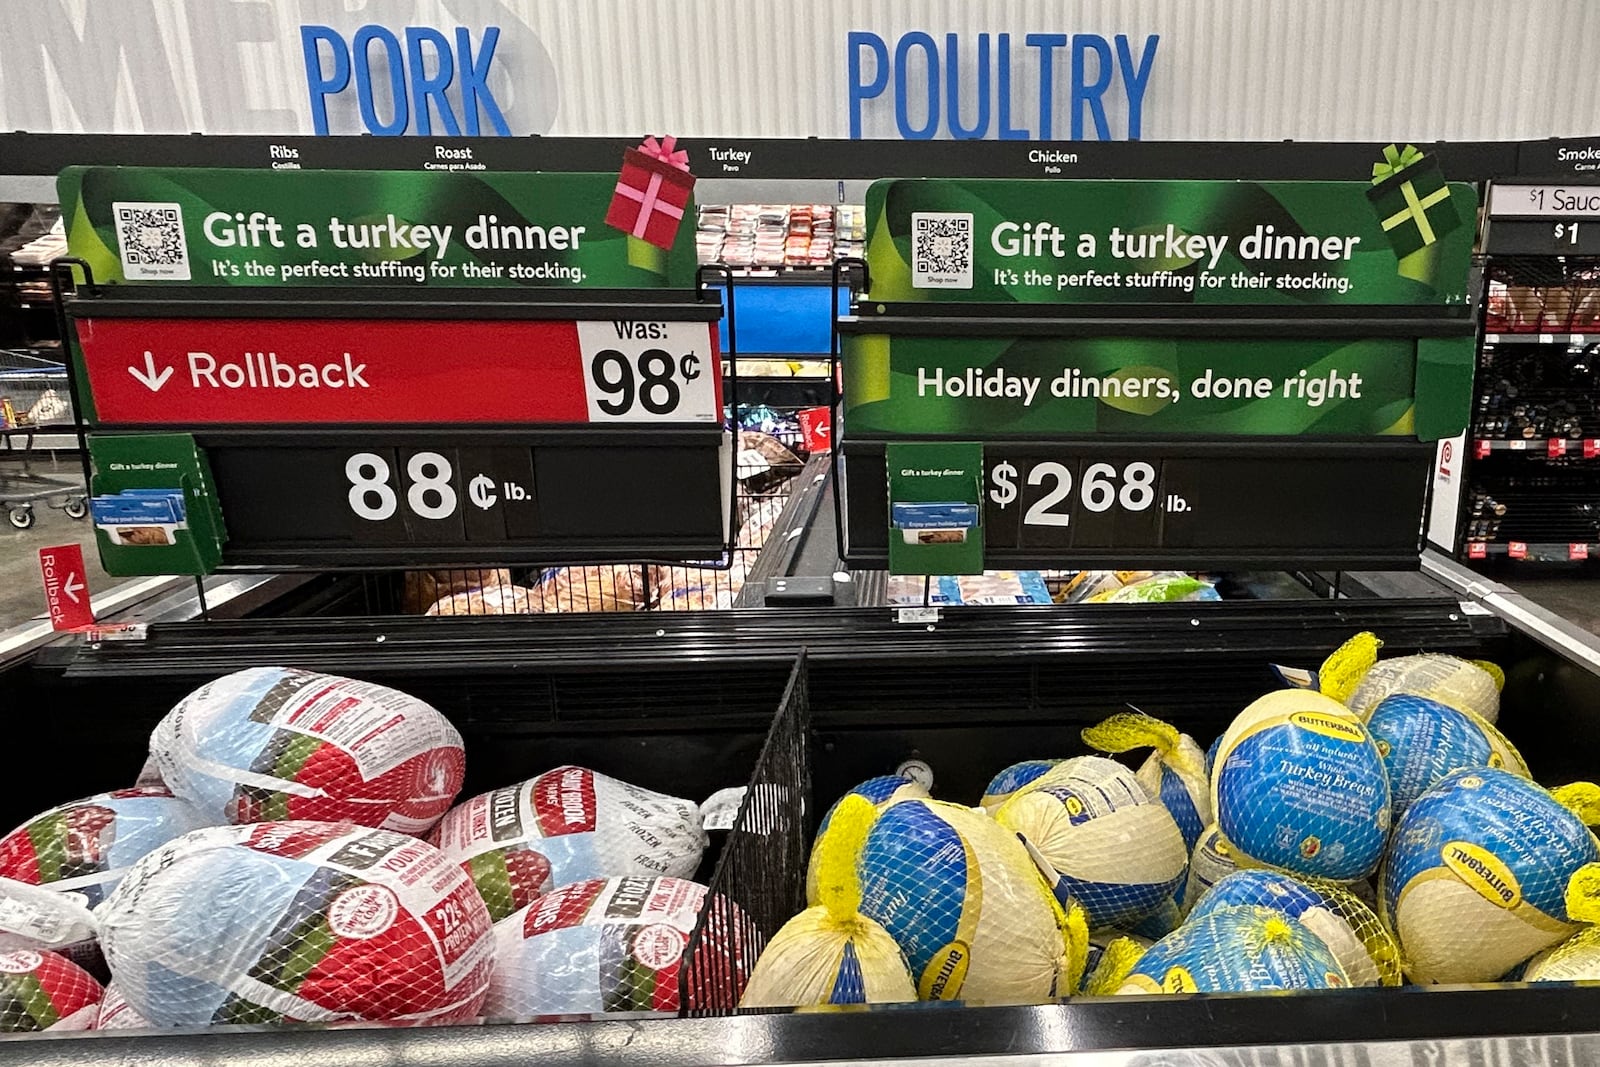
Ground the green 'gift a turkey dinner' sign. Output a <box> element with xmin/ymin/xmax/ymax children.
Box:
<box><xmin>847</xmin><ymin>165</ymin><xmax>1478</xmax><ymax>443</ymax></box>
<box><xmin>861</xmin><ymin>169</ymin><xmax>1475</xmax><ymax>306</ymax></box>
<box><xmin>57</xmin><ymin>165</ymin><xmax>701</xmax><ymax>289</ymax></box>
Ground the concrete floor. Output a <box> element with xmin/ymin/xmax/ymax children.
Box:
<box><xmin>0</xmin><ymin>461</ymin><xmax>114</xmax><ymax>630</ymax></box>
<box><xmin>1506</xmin><ymin>576</ymin><xmax>1600</xmax><ymax>638</ymax></box>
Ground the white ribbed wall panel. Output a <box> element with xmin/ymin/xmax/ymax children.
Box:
<box><xmin>2</xmin><ymin>0</ymin><xmax>1598</xmax><ymax>141</ymax></box>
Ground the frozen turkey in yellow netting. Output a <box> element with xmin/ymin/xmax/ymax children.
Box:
<box><xmin>979</xmin><ymin>761</ymin><xmax>1061</xmax><ymax>814</ymax></box>
<box><xmin>805</xmin><ymin>775</ymin><xmax>929</xmax><ymax>904</ymax></box>
<box><xmin>1117</xmin><ymin>904</ymin><xmax>1349</xmax><ymax>994</ymax></box>
<box><xmin>857</xmin><ymin>799</ymin><xmax>1069</xmax><ymax>1005</ymax></box>
<box><xmin>431</xmin><ymin>766</ymin><xmax>706</xmax><ymax>922</ymax></box>
<box><xmin>995</xmin><ymin>756</ymin><xmax>1188</xmax><ymax>930</ymax></box>
<box><xmin>1366</xmin><ymin>694</ymin><xmax>1528</xmax><ymax>819</ymax></box>
<box><xmin>741</xmin><ymin>796</ymin><xmax>915</xmax><ymax>1007</ymax></box>
<box><xmin>1524</xmin><ymin>863</ymin><xmax>1600</xmax><ymax>982</ymax></box>
<box><xmin>1382</xmin><ymin>770</ymin><xmax>1600</xmax><ymax>984</ymax></box>
<box><xmin>1347</xmin><ymin>653</ymin><xmax>1503</xmax><ymax>724</ymax></box>
<box><xmin>1212</xmin><ymin>690</ymin><xmax>1390</xmax><ymax>882</ymax></box>
<box><xmin>1186</xmin><ymin>870</ymin><xmax>1401</xmax><ymax>986</ymax></box>
<box><xmin>1082</xmin><ymin>712</ymin><xmax>1212</xmax><ymax>853</ymax></box>
<box><xmin>1181</xmin><ymin>824</ymin><xmax>1238</xmax><ymax>912</ymax></box>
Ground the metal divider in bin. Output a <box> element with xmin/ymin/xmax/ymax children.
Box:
<box><xmin>681</xmin><ymin>650</ymin><xmax>812</xmax><ymax>1014</ymax></box>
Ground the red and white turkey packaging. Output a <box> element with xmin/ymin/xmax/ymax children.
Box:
<box><xmin>485</xmin><ymin>876</ymin><xmax>752</xmax><ymax>1017</ymax></box>
<box><xmin>97</xmin><ymin>821</ymin><xmax>494</xmax><ymax>1027</ymax></box>
<box><xmin>0</xmin><ymin>948</ymin><xmax>103</xmax><ymax>1032</ymax></box>
<box><xmin>93</xmin><ymin>982</ymin><xmax>151</xmax><ymax>1030</ymax></box>
<box><xmin>0</xmin><ymin>877</ymin><xmax>99</xmax><ymax>972</ymax></box>
<box><xmin>431</xmin><ymin>766</ymin><xmax>708</xmax><ymax>922</ymax></box>
<box><xmin>149</xmin><ymin>667</ymin><xmax>465</xmax><ymax>834</ymax></box>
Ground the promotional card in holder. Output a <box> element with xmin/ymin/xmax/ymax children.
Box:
<box><xmin>886</xmin><ymin>442</ymin><xmax>984</xmax><ymax>575</ymax></box>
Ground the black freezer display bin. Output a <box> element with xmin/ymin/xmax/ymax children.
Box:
<box><xmin>5</xmin><ymin>553</ymin><xmax>1600</xmax><ymax>1063</ymax></box>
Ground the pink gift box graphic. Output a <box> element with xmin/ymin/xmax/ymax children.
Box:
<box><xmin>605</xmin><ymin>135</ymin><xmax>696</xmax><ymax>251</ymax></box>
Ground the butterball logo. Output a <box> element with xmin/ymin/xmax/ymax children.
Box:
<box><xmin>300</xmin><ymin>25</ymin><xmax>509</xmax><ymax>136</ymax></box>
<box><xmin>919</xmin><ymin>941</ymin><xmax>971</xmax><ymax>1000</ymax></box>
<box><xmin>1288</xmin><ymin>711</ymin><xmax>1365</xmax><ymax>743</ymax></box>
<box><xmin>1441</xmin><ymin>841</ymin><xmax>1521</xmax><ymax>909</ymax></box>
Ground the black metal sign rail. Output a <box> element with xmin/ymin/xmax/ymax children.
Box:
<box><xmin>0</xmin><ymin>131</ymin><xmax>1545</xmax><ymax>183</ymax></box>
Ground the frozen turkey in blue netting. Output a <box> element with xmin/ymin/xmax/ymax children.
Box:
<box><xmin>806</xmin><ymin>775</ymin><xmax>929</xmax><ymax>904</ymax></box>
<box><xmin>150</xmin><ymin>667</ymin><xmax>465</xmax><ymax>834</ymax></box>
<box><xmin>979</xmin><ymin>760</ymin><xmax>1061</xmax><ymax>813</ymax></box>
<box><xmin>857</xmin><ymin>799</ymin><xmax>1067</xmax><ymax>1005</ymax></box>
<box><xmin>993</xmin><ymin>756</ymin><xmax>1187</xmax><ymax>930</ymax></box>
<box><xmin>1212</xmin><ymin>691</ymin><xmax>1390</xmax><ymax>881</ymax></box>
<box><xmin>1117</xmin><ymin>904</ymin><xmax>1348</xmax><ymax>994</ymax></box>
<box><xmin>97</xmin><ymin>821</ymin><xmax>495</xmax><ymax>1026</ymax></box>
<box><xmin>0</xmin><ymin>787</ymin><xmax>210</xmax><ymax>907</ymax></box>
<box><xmin>1128</xmin><ymin>895</ymin><xmax>1183</xmax><ymax>939</ymax></box>
<box><xmin>1383</xmin><ymin>768</ymin><xmax>1600</xmax><ymax>984</ymax></box>
<box><xmin>1365</xmin><ymin>694</ymin><xmax>1528</xmax><ymax>819</ymax></box>
<box><xmin>1186</xmin><ymin>870</ymin><xmax>1400</xmax><ymax>986</ymax></box>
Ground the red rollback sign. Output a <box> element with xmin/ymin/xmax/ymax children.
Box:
<box><xmin>75</xmin><ymin>317</ymin><xmax>721</xmax><ymax>426</ymax></box>
<box><xmin>39</xmin><ymin>545</ymin><xmax>93</xmax><ymax>631</ymax></box>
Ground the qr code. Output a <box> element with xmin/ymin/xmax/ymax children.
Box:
<box><xmin>911</xmin><ymin>211</ymin><xmax>974</xmax><ymax>289</ymax></box>
<box><xmin>112</xmin><ymin>201</ymin><xmax>191</xmax><ymax>281</ymax></box>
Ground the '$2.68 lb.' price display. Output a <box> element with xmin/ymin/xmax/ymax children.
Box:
<box><xmin>989</xmin><ymin>459</ymin><xmax>1191</xmax><ymax>527</ymax></box>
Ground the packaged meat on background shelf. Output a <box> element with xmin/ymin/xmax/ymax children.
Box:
<box><xmin>696</xmin><ymin>204</ymin><xmax>865</xmax><ymax>269</ymax></box>
<box><xmin>885</xmin><ymin>571</ymin><xmax>1223</xmax><ymax>607</ymax></box>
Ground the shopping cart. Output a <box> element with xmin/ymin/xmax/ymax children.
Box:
<box><xmin>0</xmin><ymin>348</ymin><xmax>85</xmax><ymax>529</ymax></box>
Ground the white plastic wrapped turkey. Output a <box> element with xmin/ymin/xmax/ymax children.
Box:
<box><xmin>98</xmin><ymin>821</ymin><xmax>494</xmax><ymax>1026</ymax></box>
<box><xmin>431</xmin><ymin>766</ymin><xmax>707</xmax><ymax>921</ymax></box>
<box><xmin>150</xmin><ymin>667</ymin><xmax>465</xmax><ymax>834</ymax></box>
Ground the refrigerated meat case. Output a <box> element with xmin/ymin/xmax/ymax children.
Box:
<box><xmin>6</xmin><ymin>540</ymin><xmax>1600</xmax><ymax>1063</ymax></box>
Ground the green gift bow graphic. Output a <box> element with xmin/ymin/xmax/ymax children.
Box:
<box><xmin>1370</xmin><ymin>143</ymin><xmax>1454</xmax><ymax>250</ymax></box>
<box><xmin>1371</xmin><ymin>143</ymin><xmax>1425</xmax><ymax>182</ymax></box>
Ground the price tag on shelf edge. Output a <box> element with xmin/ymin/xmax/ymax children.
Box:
<box><xmin>575</xmin><ymin>320</ymin><xmax>719</xmax><ymax>423</ymax></box>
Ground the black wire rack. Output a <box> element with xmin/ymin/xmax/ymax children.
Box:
<box><xmin>1483</xmin><ymin>255</ymin><xmax>1600</xmax><ymax>333</ymax></box>
<box><xmin>679</xmin><ymin>650</ymin><xmax>812</xmax><ymax>1015</ymax></box>
<box><xmin>1463</xmin><ymin>254</ymin><xmax>1600</xmax><ymax>565</ymax></box>
<box><xmin>1473</xmin><ymin>344</ymin><xmax>1600</xmax><ymax>441</ymax></box>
